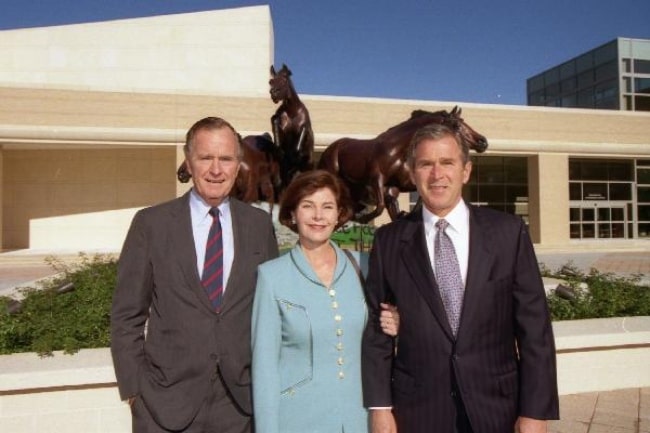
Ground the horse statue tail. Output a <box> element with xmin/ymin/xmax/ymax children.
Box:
<box><xmin>316</xmin><ymin>140</ymin><xmax>341</xmax><ymax>175</ymax></box>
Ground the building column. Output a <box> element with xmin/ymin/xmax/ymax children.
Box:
<box><xmin>528</xmin><ymin>154</ymin><xmax>570</xmax><ymax>246</ymax></box>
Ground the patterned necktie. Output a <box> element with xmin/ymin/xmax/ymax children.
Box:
<box><xmin>434</xmin><ymin>219</ymin><xmax>464</xmax><ymax>336</ymax></box>
<box><xmin>202</xmin><ymin>207</ymin><xmax>224</xmax><ymax>311</ymax></box>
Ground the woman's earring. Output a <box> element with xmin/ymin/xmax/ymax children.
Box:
<box><xmin>291</xmin><ymin>216</ymin><xmax>296</xmax><ymax>225</ymax></box>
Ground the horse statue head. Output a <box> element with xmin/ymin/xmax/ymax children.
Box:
<box><xmin>410</xmin><ymin>106</ymin><xmax>488</xmax><ymax>154</ymax></box>
<box><xmin>269</xmin><ymin>64</ymin><xmax>294</xmax><ymax>104</ymax></box>
<box><xmin>269</xmin><ymin>64</ymin><xmax>314</xmax><ymax>189</ymax></box>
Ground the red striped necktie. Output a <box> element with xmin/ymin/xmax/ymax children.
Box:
<box><xmin>202</xmin><ymin>207</ymin><xmax>224</xmax><ymax>311</ymax></box>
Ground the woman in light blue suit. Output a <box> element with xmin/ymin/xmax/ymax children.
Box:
<box><xmin>252</xmin><ymin>170</ymin><xmax>398</xmax><ymax>433</ymax></box>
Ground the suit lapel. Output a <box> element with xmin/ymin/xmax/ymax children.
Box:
<box><xmin>170</xmin><ymin>192</ymin><xmax>216</xmax><ymax>313</ymax></box>
<box><xmin>399</xmin><ymin>212</ymin><xmax>455</xmax><ymax>340</ymax></box>
<box><xmin>457</xmin><ymin>206</ymin><xmax>495</xmax><ymax>339</ymax></box>
<box><xmin>218</xmin><ymin>199</ymin><xmax>249</xmax><ymax>314</ymax></box>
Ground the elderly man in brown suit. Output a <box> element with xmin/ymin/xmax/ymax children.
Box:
<box><xmin>111</xmin><ymin>117</ymin><xmax>279</xmax><ymax>432</ymax></box>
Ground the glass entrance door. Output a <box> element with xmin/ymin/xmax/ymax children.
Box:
<box><xmin>570</xmin><ymin>203</ymin><xmax>627</xmax><ymax>239</ymax></box>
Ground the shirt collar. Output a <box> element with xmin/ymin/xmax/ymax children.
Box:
<box><xmin>189</xmin><ymin>189</ymin><xmax>231</xmax><ymax>221</ymax></box>
<box><xmin>422</xmin><ymin>199</ymin><xmax>469</xmax><ymax>236</ymax></box>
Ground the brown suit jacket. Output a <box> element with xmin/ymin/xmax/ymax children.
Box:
<box><xmin>361</xmin><ymin>205</ymin><xmax>559</xmax><ymax>433</ymax></box>
<box><xmin>111</xmin><ymin>192</ymin><xmax>278</xmax><ymax>431</ymax></box>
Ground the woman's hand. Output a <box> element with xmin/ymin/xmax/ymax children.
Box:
<box><xmin>379</xmin><ymin>302</ymin><xmax>400</xmax><ymax>337</ymax></box>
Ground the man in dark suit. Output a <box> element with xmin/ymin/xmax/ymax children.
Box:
<box><xmin>362</xmin><ymin>123</ymin><xmax>559</xmax><ymax>433</ymax></box>
<box><xmin>111</xmin><ymin>117</ymin><xmax>279</xmax><ymax>432</ymax></box>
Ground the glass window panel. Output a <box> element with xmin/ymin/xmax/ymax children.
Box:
<box><xmin>635</xmin><ymin>78</ymin><xmax>650</xmax><ymax>94</ymax></box>
<box><xmin>593</xmin><ymin>41</ymin><xmax>617</xmax><ymax>65</ymax></box>
<box><xmin>465</xmin><ymin>184</ymin><xmax>479</xmax><ymax>203</ymax></box>
<box><xmin>577</xmin><ymin>88</ymin><xmax>594</xmax><ymax>107</ymax></box>
<box><xmin>637</xmin><ymin>160</ymin><xmax>650</xmax><ymax>167</ymax></box>
<box><xmin>609</xmin><ymin>183</ymin><xmax>631</xmax><ymax>200</ymax></box>
<box><xmin>638</xmin><ymin>187</ymin><xmax>650</xmax><ymax>202</ymax></box>
<box><xmin>562</xmin><ymin>93</ymin><xmax>577</xmax><ymax>107</ymax></box>
<box><xmin>638</xmin><ymin>168</ymin><xmax>650</xmax><ymax>184</ymax></box>
<box><xmin>546</xmin><ymin>83</ymin><xmax>560</xmax><ymax>98</ymax></box>
<box><xmin>505</xmin><ymin>185</ymin><xmax>528</xmax><ymax>203</ymax></box>
<box><xmin>579</xmin><ymin>160</ymin><xmax>607</xmax><ymax>180</ymax></box>
<box><xmin>608</xmin><ymin>161</ymin><xmax>633</xmax><ymax>180</ymax></box>
<box><xmin>611</xmin><ymin>223</ymin><xmax>625</xmax><ymax>238</ymax></box>
<box><xmin>570</xmin><ymin>224</ymin><xmax>581</xmax><ymax>239</ymax></box>
<box><xmin>544</xmin><ymin>68</ymin><xmax>560</xmax><ymax>84</ymax></box>
<box><xmin>611</xmin><ymin>207</ymin><xmax>624</xmax><ymax>221</ymax></box>
<box><xmin>578</xmin><ymin>71</ymin><xmax>594</xmax><ymax>89</ymax></box>
<box><xmin>569</xmin><ymin>183</ymin><xmax>581</xmax><ymax>200</ymax></box>
<box><xmin>528</xmin><ymin>74</ymin><xmax>545</xmax><ymax>92</ymax></box>
<box><xmin>569</xmin><ymin>161</ymin><xmax>580</xmax><ymax>180</ymax></box>
<box><xmin>560</xmin><ymin>61</ymin><xmax>576</xmax><ymax>79</ymax></box>
<box><xmin>623</xmin><ymin>77</ymin><xmax>632</xmax><ymax>93</ymax></box>
<box><xmin>504</xmin><ymin>157</ymin><xmax>527</xmax><ymax>183</ymax></box>
<box><xmin>582</xmin><ymin>208</ymin><xmax>595</xmax><ymax>221</ymax></box>
<box><xmin>570</xmin><ymin>208</ymin><xmax>581</xmax><ymax>222</ymax></box>
<box><xmin>623</xmin><ymin>95</ymin><xmax>633</xmax><ymax>110</ymax></box>
<box><xmin>477</xmin><ymin>157</ymin><xmax>504</xmax><ymax>183</ymax></box>
<box><xmin>484</xmin><ymin>203</ymin><xmax>506</xmax><ymax>212</ymax></box>
<box><xmin>576</xmin><ymin>53</ymin><xmax>593</xmax><ymax>73</ymax></box>
<box><xmin>597</xmin><ymin>207</ymin><xmax>611</xmax><ymax>221</ymax></box>
<box><xmin>638</xmin><ymin>205</ymin><xmax>650</xmax><ymax>221</ymax></box>
<box><xmin>622</xmin><ymin>58</ymin><xmax>631</xmax><ymax>73</ymax></box>
<box><xmin>638</xmin><ymin>223</ymin><xmax>650</xmax><ymax>238</ymax></box>
<box><xmin>595</xmin><ymin>61</ymin><xmax>617</xmax><ymax>82</ymax></box>
<box><xmin>634</xmin><ymin>59</ymin><xmax>650</xmax><ymax>74</ymax></box>
<box><xmin>598</xmin><ymin>223</ymin><xmax>611</xmax><ymax>238</ymax></box>
<box><xmin>634</xmin><ymin>95</ymin><xmax>650</xmax><ymax>111</ymax></box>
<box><xmin>583</xmin><ymin>183</ymin><xmax>607</xmax><ymax>200</ymax></box>
<box><xmin>528</xmin><ymin>90</ymin><xmax>545</xmax><ymax>105</ymax></box>
<box><xmin>594</xmin><ymin>97</ymin><xmax>618</xmax><ymax>109</ymax></box>
<box><xmin>561</xmin><ymin>77</ymin><xmax>577</xmax><ymax>93</ymax></box>
<box><xmin>479</xmin><ymin>185</ymin><xmax>505</xmax><ymax>203</ymax></box>
<box><xmin>582</xmin><ymin>223</ymin><xmax>595</xmax><ymax>238</ymax></box>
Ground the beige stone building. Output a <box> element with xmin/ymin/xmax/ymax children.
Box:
<box><xmin>0</xmin><ymin>6</ymin><xmax>648</xmax><ymax>251</ymax></box>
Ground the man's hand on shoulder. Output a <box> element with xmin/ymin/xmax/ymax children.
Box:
<box><xmin>370</xmin><ymin>409</ymin><xmax>397</xmax><ymax>433</ymax></box>
<box><xmin>516</xmin><ymin>416</ymin><xmax>547</xmax><ymax>433</ymax></box>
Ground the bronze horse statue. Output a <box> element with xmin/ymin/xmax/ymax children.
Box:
<box><xmin>270</xmin><ymin>64</ymin><xmax>314</xmax><ymax>189</ymax></box>
<box><xmin>317</xmin><ymin>107</ymin><xmax>488</xmax><ymax>224</ymax></box>
<box><xmin>176</xmin><ymin>133</ymin><xmax>281</xmax><ymax>206</ymax></box>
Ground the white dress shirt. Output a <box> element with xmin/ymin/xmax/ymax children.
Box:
<box><xmin>422</xmin><ymin>200</ymin><xmax>470</xmax><ymax>286</ymax></box>
<box><xmin>189</xmin><ymin>189</ymin><xmax>235</xmax><ymax>293</ymax></box>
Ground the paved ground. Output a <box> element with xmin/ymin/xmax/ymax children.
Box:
<box><xmin>0</xmin><ymin>244</ymin><xmax>648</xmax><ymax>431</ymax></box>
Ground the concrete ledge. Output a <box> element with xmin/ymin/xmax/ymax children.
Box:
<box><xmin>0</xmin><ymin>318</ymin><xmax>648</xmax><ymax>432</ymax></box>
<box><xmin>553</xmin><ymin>316</ymin><xmax>650</xmax><ymax>395</ymax></box>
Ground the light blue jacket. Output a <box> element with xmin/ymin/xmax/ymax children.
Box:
<box><xmin>252</xmin><ymin>242</ymin><xmax>369</xmax><ymax>433</ymax></box>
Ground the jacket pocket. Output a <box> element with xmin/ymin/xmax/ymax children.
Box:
<box><xmin>277</xmin><ymin>299</ymin><xmax>313</xmax><ymax>394</ymax></box>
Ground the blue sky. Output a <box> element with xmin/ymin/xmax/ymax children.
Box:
<box><xmin>1</xmin><ymin>0</ymin><xmax>649</xmax><ymax>105</ymax></box>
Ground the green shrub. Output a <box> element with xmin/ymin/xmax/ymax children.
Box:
<box><xmin>0</xmin><ymin>253</ymin><xmax>117</xmax><ymax>356</ymax></box>
<box><xmin>543</xmin><ymin>263</ymin><xmax>650</xmax><ymax>321</ymax></box>
<box><xmin>1</xmin><ymin>255</ymin><xmax>648</xmax><ymax>356</ymax></box>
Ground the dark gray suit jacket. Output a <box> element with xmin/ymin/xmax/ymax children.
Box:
<box><xmin>111</xmin><ymin>192</ymin><xmax>278</xmax><ymax>431</ymax></box>
<box><xmin>362</xmin><ymin>205</ymin><xmax>559</xmax><ymax>433</ymax></box>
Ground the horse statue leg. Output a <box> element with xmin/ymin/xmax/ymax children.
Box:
<box><xmin>355</xmin><ymin>173</ymin><xmax>386</xmax><ymax>224</ymax></box>
<box><xmin>385</xmin><ymin>186</ymin><xmax>407</xmax><ymax>220</ymax></box>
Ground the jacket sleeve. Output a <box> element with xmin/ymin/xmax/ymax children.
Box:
<box><xmin>110</xmin><ymin>210</ymin><xmax>153</xmax><ymax>400</ymax></box>
<box><xmin>513</xmin><ymin>221</ymin><xmax>560</xmax><ymax>419</ymax></box>
<box><xmin>251</xmin><ymin>266</ymin><xmax>282</xmax><ymax>433</ymax></box>
<box><xmin>361</xmin><ymin>230</ymin><xmax>395</xmax><ymax>407</ymax></box>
